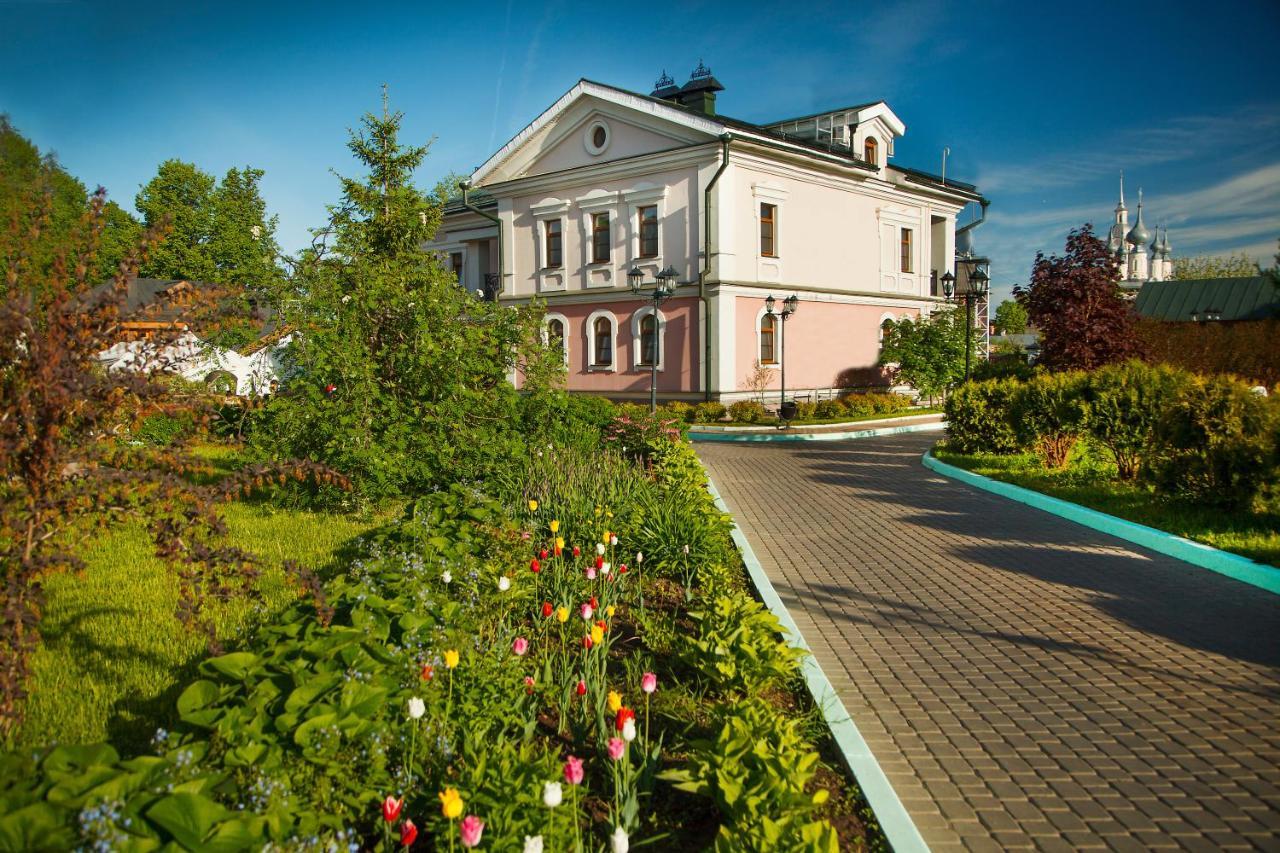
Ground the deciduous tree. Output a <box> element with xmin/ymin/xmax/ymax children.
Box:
<box><xmin>993</xmin><ymin>298</ymin><xmax>1028</xmax><ymax>334</ymax></box>
<box><xmin>1172</xmin><ymin>252</ymin><xmax>1260</xmax><ymax>280</ymax></box>
<box><xmin>1015</xmin><ymin>225</ymin><xmax>1141</xmax><ymax>371</ymax></box>
<box><xmin>878</xmin><ymin>305</ymin><xmax>973</xmax><ymax>403</ymax></box>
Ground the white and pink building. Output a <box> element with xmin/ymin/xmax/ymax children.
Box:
<box><xmin>428</xmin><ymin>64</ymin><xmax>988</xmax><ymax>403</ymax></box>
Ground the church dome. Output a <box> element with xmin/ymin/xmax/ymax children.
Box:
<box><xmin>1126</xmin><ymin>188</ymin><xmax>1151</xmax><ymax>245</ymax></box>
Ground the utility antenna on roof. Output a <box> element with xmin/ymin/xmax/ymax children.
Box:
<box><xmin>941</xmin><ymin>147</ymin><xmax>950</xmax><ymax>186</ymax></box>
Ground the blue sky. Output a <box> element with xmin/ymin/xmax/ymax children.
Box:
<box><xmin>3</xmin><ymin>0</ymin><xmax>1278</xmax><ymax>302</ymax></box>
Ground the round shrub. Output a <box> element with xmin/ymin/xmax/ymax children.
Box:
<box><xmin>837</xmin><ymin>394</ymin><xmax>874</xmax><ymax>418</ymax></box>
<box><xmin>1010</xmin><ymin>371</ymin><xmax>1090</xmax><ymax>468</ymax></box>
<box><xmin>944</xmin><ymin>379</ymin><xmax>1022</xmax><ymax>454</ymax></box>
<box><xmin>693</xmin><ymin>401</ymin><xmax>727</xmax><ymax>423</ymax></box>
<box><xmin>793</xmin><ymin>400</ymin><xmax>817</xmax><ymax>420</ymax></box>
<box><xmin>1084</xmin><ymin>360</ymin><xmax>1192</xmax><ymax>480</ymax></box>
<box><xmin>662</xmin><ymin>401</ymin><xmax>695</xmax><ymax>423</ymax></box>
<box><xmin>867</xmin><ymin>392</ymin><xmax>911</xmax><ymax>415</ymax></box>
<box><xmin>813</xmin><ymin>399</ymin><xmax>842</xmax><ymax>419</ymax></box>
<box><xmin>727</xmin><ymin>400</ymin><xmax>767</xmax><ymax>423</ymax></box>
<box><xmin>1146</xmin><ymin>374</ymin><xmax>1279</xmax><ymax>510</ymax></box>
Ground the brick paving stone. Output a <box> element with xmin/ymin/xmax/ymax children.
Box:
<box><xmin>697</xmin><ymin>435</ymin><xmax>1280</xmax><ymax>851</ymax></box>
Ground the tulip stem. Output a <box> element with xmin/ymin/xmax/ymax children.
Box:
<box><xmin>571</xmin><ymin>782</ymin><xmax>581</xmax><ymax>853</ymax></box>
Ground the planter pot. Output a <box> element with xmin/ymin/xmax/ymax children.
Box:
<box><xmin>780</xmin><ymin>401</ymin><xmax>798</xmax><ymax>421</ymax></box>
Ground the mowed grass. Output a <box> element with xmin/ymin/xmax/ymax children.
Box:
<box><xmin>934</xmin><ymin>443</ymin><xmax>1280</xmax><ymax>568</ymax></box>
<box><xmin>16</xmin><ymin>447</ymin><xmax>389</xmax><ymax>753</ymax></box>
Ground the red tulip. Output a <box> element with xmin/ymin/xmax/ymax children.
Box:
<box><xmin>619</xmin><ymin>564</ymin><xmax>628</xmax><ymax>574</ymax></box>
<box><xmin>595</xmin><ymin>619</ymin><xmax>607</xmax><ymax>631</ymax></box>
<box><xmin>524</xmin><ymin>675</ymin><xmax>536</xmax><ymax>695</ymax></box>
<box><xmin>582</xmin><ymin>635</ymin><xmax>593</xmax><ymax>650</ymax></box>
<box><xmin>382</xmin><ymin>795</ymin><xmax>404</xmax><ymax>823</ymax></box>
<box><xmin>539</xmin><ymin>548</ymin><xmax>548</xmax><ymax>560</ymax></box>
<box><xmin>572</xmin><ymin>546</ymin><xmax>581</xmax><ymax>557</ymax></box>
<box><xmin>420</xmin><ymin>664</ymin><xmax>434</xmax><ymax>681</ymax></box>
<box><xmin>530</xmin><ymin>558</ymin><xmax>541</xmax><ymax>574</ymax></box>
<box><xmin>400</xmin><ymin>819</ymin><xmax>418</xmax><ymax>847</ymax></box>
<box><xmin>595</xmin><ymin>555</ymin><xmax>604</xmax><ymax>569</ymax></box>
<box><xmin>324</xmin><ymin>383</ymin><xmax>337</xmax><ymax>395</ymax></box>
<box><xmin>589</xmin><ymin>596</ymin><xmax>599</xmax><ymax>609</ymax></box>
<box><xmin>615</xmin><ymin>707</ymin><xmax>636</xmax><ymax>732</ymax></box>
<box><xmin>576</xmin><ymin>680</ymin><xmax>587</xmax><ymax>697</ymax></box>
<box><xmin>541</xmin><ymin>601</ymin><xmax>553</xmax><ymax>618</ymax></box>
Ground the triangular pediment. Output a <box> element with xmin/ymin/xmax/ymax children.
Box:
<box><xmin>472</xmin><ymin>80</ymin><xmax>725</xmax><ymax>187</ymax></box>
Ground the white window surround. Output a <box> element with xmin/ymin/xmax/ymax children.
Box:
<box><xmin>531</xmin><ymin>197</ymin><xmax>570</xmax><ymax>291</ymax></box>
<box><xmin>583</xmin><ymin>119</ymin><xmax>611</xmax><ymax>156</ymax></box>
<box><xmin>877</xmin><ymin>311</ymin><xmax>897</xmax><ymax>345</ymax></box>
<box><xmin>629</xmin><ymin>306</ymin><xmax>667</xmax><ymax>371</ymax></box>
<box><xmin>585</xmin><ymin>308</ymin><xmax>618</xmax><ymax>372</ymax></box>
<box><xmin>752</xmin><ymin>183</ymin><xmax>787</xmax><ymax>259</ymax></box>
<box><xmin>544</xmin><ymin>312</ymin><xmax>570</xmax><ymax>365</ymax></box>
<box><xmin>578</xmin><ymin>192</ymin><xmax>620</xmax><ymax>272</ymax></box>
<box><xmin>754</xmin><ymin>305</ymin><xmax>784</xmax><ymax>368</ymax></box>
<box><xmin>624</xmin><ymin>184</ymin><xmax>667</xmax><ymax>264</ymax></box>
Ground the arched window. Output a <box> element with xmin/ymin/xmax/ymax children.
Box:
<box><xmin>638</xmin><ymin>314</ymin><xmax>656</xmax><ymax>366</ymax></box>
<box><xmin>545</xmin><ymin>315</ymin><xmax>568</xmax><ymax>364</ymax></box>
<box><xmin>864</xmin><ymin>136</ymin><xmax>878</xmax><ymax>166</ymax></box>
<box><xmin>591</xmin><ymin>315</ymin><xmax>614</xmax><ymax>368</ymax></box>
<box><xmin>878</xmin><ymin>313</ymin><xmax>896</xmax><ymax>349</ymax></box>
<box><xmin>759</xmin><ymin>313</ymin><xmax>777</xmax><ymax>365</ymax></box>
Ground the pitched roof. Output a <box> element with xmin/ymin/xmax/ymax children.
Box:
<box><xmin>1134</xmin><ymin>276</ymin><xmax>1280</xmax><ymax>322</ymax></box>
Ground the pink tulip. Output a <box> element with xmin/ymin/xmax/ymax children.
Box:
<box><xmin>581</xmin><ymin>603</ymin><xmax>594</xmax><ymax>620</ymax></box>
<box><xmin>586</xmin><ymin>567</ymin><xmax>597</xmax><ymax>580</ymax></box>
<box><xmin>641</xmin><ymin>672</ymin><xmax>657</xmax><ymax>694</ymax></box>
<box><xmin>459</xmin><ymin>815</ymin><xmax>485</xmax><ymax>848</ymax></box>
<box><xmin>513</xmin><ymin>637</ymin><xmax>529</xmax><ymax>656</ymax></box>
<box><xmin>607</xmin><ymin>737</ymin><xmax>625</xmax><ymax>761</ymax></box>
<box><xmin>564</xmin><ymin>755</ymin><xmax>584</xmax><ymax>785</ymax></box>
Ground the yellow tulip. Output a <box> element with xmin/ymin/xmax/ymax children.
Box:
<box><xmin>607</xmin><ymin>690</ymin><xmax>623</xmax><ymax>713</ymax></box>
<box><xmin>528</xmin><ymin>499</ymin><xmax>539</xmax><ymax>512</ymax></box>
<box><xmin>549</xmin><ymin>519</ymin><xmax>560</xmax><ymax>533</ymax></box>
<box><xmin>606</xmin><ymin>604</ymin><xmax>616</xmax><ymax>618</ymax></box>
<box><xmin>555</xmin><ymin>536</ymin><xmax>565</xmax><ymax>550</ymax></box>
<box><xmin>594</xmin><ymin>507</ymin><xmax>602</xmax><ymax>517</ymax></box>
<box><xmin>439</xmin><ymin>787</ymin><xmax>463</xmax><ymax>820</ymax></box>
<box><xmin>556</xmin><ymin>606</ymin><xmax>569</xmax><ymax>623</ymax></box>
<box><xmin>591</xmin><ymin>624</ymin><xmax>605</xmax><ymax>646</ymax></box>
<box><xmin>606</xmin><ymin>510</ymin><xmax>614</xmax><ymax>519</ymax></box>
<box><xmin>443</xmin><ymin>649</ymin><xmax>460</xmax><ymax>669</ymax></box>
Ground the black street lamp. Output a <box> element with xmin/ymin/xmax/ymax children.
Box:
<box><xmin>629</xmin><ymin>264</ymin><xmax>679</xmax><ymax>412</ymax></box>
<box><xmin>942</xmin><ymin>267</ymin><xmax>989</xmax><ymax>382</ymax></box>
<box><xmin>766</xmin><ymin>293</ymin><xmax>800</xmax><ymax>423</ymax></box>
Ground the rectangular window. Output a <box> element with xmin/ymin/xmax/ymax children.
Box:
<box><xmin>450</xmin><ymin>252</ymin><xmax>463</xmax><ymax>282</ymax></box>
<box><xmin>544</xmin><ymin>219</ymin><xmax>563</xmax><ymax>268</ymax></box>
<box><xmin>591</xmin><ymin>212</ymin><xmax>610</xmax><ymax>264</ymax></box>
<box><xmin>900</xmin><ymin>228</ymin><xmax>913</xmax><ymax>274</ymax></box>
<box><xmin>638</xmin><ymin>205</ymin><xmax>658</xmax><ymax>258</ymax></box>
<box><xmin>760</xmin><ymin>203</ymin><xmax>777</xmax><ymax>257</ymax></box>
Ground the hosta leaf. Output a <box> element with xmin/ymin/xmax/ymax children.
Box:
<box><xmin>145</xmin><ymin>792</ymin><xmax>228</xmax><ymax>849</ymax></box>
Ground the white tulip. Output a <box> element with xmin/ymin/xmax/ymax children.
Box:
<box><xmin>596</xmin><ymin>542</ymin><xmax>605</xmax><ymax>556</ymax></box>
<box><xmin>523</xmin><ymin>837</ymin><xmax>544</xmax><ymax>853</ymax></box>
<box><xmin>601</xmin><ymin>562</ymin><xmax>611</xmax><ymax>576</ymax></box>
<box><xmin>407</xmin><ymin>697</ymin><xmax>425</xmax><ymax>720</ymax></box>
<box><xmin>498</xmin><ymin>576</ymin><xmax>511</xmax><ymax>592</ymax></box>
<box><xmin>610</xmin><ymin>535</ymin><xmax>618</xmax><ymax>547</ymax></box>
<box><xmin>636</xmin><ymin>552</ymin><xmax>643</xmax><ymax>564</ymax></box>
<box><xmin>442</xmin><ymin>570</ymin><xmax>452</xmax><ymax>585</ymax></box>
<box><xmin>542</xmin><ymin>781</ymin><xmax>562</xmax><ymax>808</ymax></box>
<box><xmin>622</xmin><ymin>718</ymin><xmax>637</xmax><ymax>742</ymax></box>
<box><xmin>611</xmin><ymin>826</ymin><xmax>629</xmax><ymax>853</ymax></box>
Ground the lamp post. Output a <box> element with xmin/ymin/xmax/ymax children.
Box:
<box><xmin>629</xmin><ymin>264</ymin><xmax>679</xmax><ymax>412</ymax></box>
<box><xmin>941</xmin><ymin>268</ymin><xmax>989</xmax><ymax>382</ymax></box>
<box><xmin>766</xmin><ymin>293</ymin><xmax>800</xmax><ymax>423</ymax></box>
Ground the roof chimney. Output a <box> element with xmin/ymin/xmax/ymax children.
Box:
<box><xmin>675</xmin><ymin>60</ymin><xmax>723</xmax><ymax>116</ymax></box>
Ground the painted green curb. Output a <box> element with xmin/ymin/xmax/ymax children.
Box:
<box><xmin>922</xmin><ymin>450</ymin><xmax>1280</xmax><ymax>596</ymax></box>
<box><xmin>702</xmin><ymin>474</ymin><xmax>930</xmax><ymax>853</ymax></box>
<box><xmin>691</xmin><ymin>420</ymin><xmax>945</xmax><ymax>443</ymax></box>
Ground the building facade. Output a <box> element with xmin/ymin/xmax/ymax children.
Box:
<box><xmin>428</xmin><ymin>66</ymin><xmax>988</xmax><ymax>402</ymax></box>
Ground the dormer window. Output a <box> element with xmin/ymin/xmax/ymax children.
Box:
<box><xmin>864</xmin><ymin>136</ymin><xmax>878</xmax><ymax>166</ymax></box>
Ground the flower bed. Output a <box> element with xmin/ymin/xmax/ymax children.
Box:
<box><xmin>0</xmin><ymin>425</ymin><xmax>882</xmax><ymax>851</ymax></box>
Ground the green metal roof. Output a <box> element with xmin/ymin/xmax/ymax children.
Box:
<box><xmin>1134</xmin><ymin>276</ymin><xmax>1280</xmax><ymax>322</ymax></box>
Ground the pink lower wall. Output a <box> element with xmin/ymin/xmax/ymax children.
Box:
<box><xmin>554</xmin><ymin>296</ymin><xmax>700</xmax><ymax>395</ymax></box>
<box><xmin>734</xmin><ymin>297</ymin><xmax>917</xmax><ymax>391</ymax></box>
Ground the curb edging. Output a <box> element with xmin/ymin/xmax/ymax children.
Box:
<box><xmin>703</xmin><ymin>473</ymin><xmax>930</xmax><ymax>853</ymax></box>
<box><xmin>921</xmin><ymin>450</ymin><xmax>1280</xmax><ymax>596</ymax></box>
<box><xmin>691</xmin><ymin>420</ymin><xmax>946</xmax><ymax>443</ymax></box>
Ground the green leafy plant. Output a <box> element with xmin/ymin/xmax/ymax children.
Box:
<box><xmin>1085</xmin><ymin>360</ymin><xmax>1192</xmax><ymax>480</ymax></box>
<box><xmin>1010</xmin><ymin>371</ymin><xmax>1090</xmax><ymax>468</ymax></box>
<box><xmin>727</xmin><ymin>400</ymin><xmax>767</xmax><ymax>423</ymax></box>
<box><xmin>681</xmin><ymin>593</ymin><xmax>803</xmax><ymax>696</ymax></box>
<box><xmin>945</xmin><ymin>378</ymin><xmax>1022</xmax><ymax>454</ymax></box>
<box><xmin>693</xmin><ymin>401</ymin><xmax>727</xmax><ymax>423</ymax></box>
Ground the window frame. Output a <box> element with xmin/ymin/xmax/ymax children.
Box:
<box><xmin>544</xmin><ymin>313</ymin><xmax>570</xmax><ymax>366</ymax></box>
<box><xmin>900</xmin><ymin>227</ymin><xmax>913</xmax><ymax>274</ymax></box>
<box><xmin>760</xmin><ymin>203</ymin><xmax>778</xmax><ymax>258</ymax></box>
<box><xmin>637</xmin><ymin>205</ymin><xmax>658</xmax><ymax>259</ymax></box>
<box><xmin>586</xmin><ymin>309</ymin><xmax>618</xmax><ymax>371</ymax></box>
<box><xmin>544</xmin><ymin>218</ymin><xmax>564</xmax><ymax>269</ymax></box>
<box><xmin>591</xmin><ymin>211</ymin><xmax>611</xmax><ymax>264</ymax></box>
<box><xmin>758</xmin><ymin>311</ymin><xmax>778</xmax><ymax>365</ymax></box>
<box><xmin>864</xmin><ymin>136</ymin><xmax>879</xmax><ymax>166</ymax></box>
<box><xmin>629</xmin><ymin>306</ymin><xmax>666</xmax><ymax>371</ymax></box>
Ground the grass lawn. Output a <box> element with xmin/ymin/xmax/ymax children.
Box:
<box><xmin>15</xmin><ymin>445</ymin><xmax>392</xmax><ymax>752</ymax></box>
<box><xmin>696</xmin><ymin>406</ymin><xmax>942</xmax><ymax>428</ymax></box>
<box><xmin>934</xmin><ymin>442</ymin><xmax>1280</xmax><ymax>568</ymax></box>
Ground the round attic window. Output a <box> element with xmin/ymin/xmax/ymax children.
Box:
<box><xmin>584</xmin><ymin>120</ymin><xmax>610</xmax><ymax>156</ymax></box>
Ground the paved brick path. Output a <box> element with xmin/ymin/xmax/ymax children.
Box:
<box><xmin>697</xmin><ymin>434</ymin><xmax>1280</xmax><ymax>852</ymax></box>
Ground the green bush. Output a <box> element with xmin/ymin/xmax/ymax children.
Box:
<box><xmin>1010</xmin><ymin>371</ymin><xmax>1090</xmax><ymax>468</ymax></box>
<box><xmin>661</xmin><ymin>400</ymin><xmax>695</xmax><ymax>423</ymax></box>
<box><xmin>660</xmin><ymin>697</ymin><xmax>839</xmax><ymax>852</ymax></box>
<box><xmin>794</xmin><ymin>400</ymin><xmax>817</xmax><ymax>420</ymax></box>
<box><xmin>867</xmin><ymin>392</ymin><xmax>911</xmax><ymax>415</ymax></box>
<box><xmin>1146</xmin><ymin>375</ymin><xmax>1280</xmax><ymax>510</ymax></box>
<box><xmin>944</xmin><ymin>379</ymin><xmax>1022</xmax><ymax>454</ymax></box>
<box><xmin>134</xmin><ymin>411</ymin><xmax>196</xmax><ymax>446</ymax></box>
<box><xmin>727</xmin><ymin>400</ymin><xmax>767</xmax><ymax>423</ymax></box>
<box><xmin>1085</xmin><ymin>361</ymin><xmax>1192</xmax><ymax>480</ymax></box>
<box><xmin>972</xmin><ymin>355</ymin><xmax>1035</xmax><ymax>382</ymax></box>
<box><xmin>693</xmin><ymin>401</ymin><xmax>727</xmax><ymax>423</ymax></box>
<box><xmin>812</xmin><ymin>399</ymin><xmax>842</xmax><ymax>419</ymax></box>
<box><xmin>681</xmin><ymin>594</ymin><xmax>803</xmax><ymax>696</ymax></box>
<box><xmin>837</xmin><ymin>394</ymin><xmax>874</xmax><ymax>418</ymax></box>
